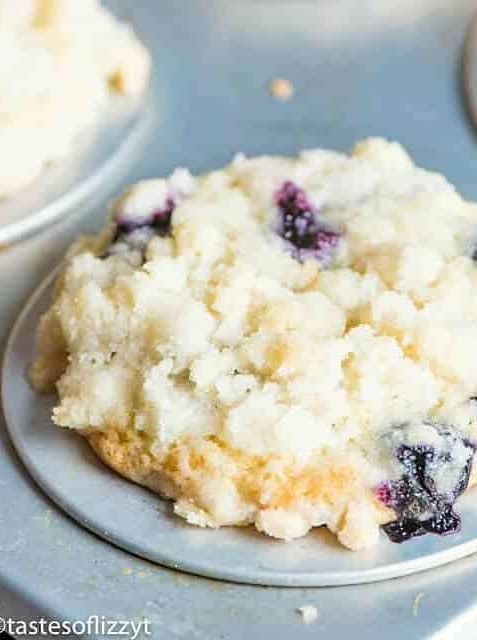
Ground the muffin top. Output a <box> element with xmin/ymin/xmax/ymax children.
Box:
<box><xmin>30</xmin><ymin>138</ymin><xmax>477</xmax><ymax>548</ymax></box>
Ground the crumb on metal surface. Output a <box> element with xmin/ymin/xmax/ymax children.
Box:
<box><xmin>122</xmin><ymin>567</ymin><xmax>133</xmax><ymax>575</ymax></box>
<box><xmin>136</xmin><ymin>570</ymin><xmax>151</xmax><ymax>578</ymax></box>
<box><xmin>297</xmin><ymin>605</ymin><xmax>318</xmax><ymax>624</ymax></box>
<box><xmin>413</xmin><ymin>592</ymin><xmax>425</xmax><ymax>617</ymax></box>
<box><xmin>269</xmin><ymin>78</ymin><xmax>294</xmax><ymax>100</ymax></box>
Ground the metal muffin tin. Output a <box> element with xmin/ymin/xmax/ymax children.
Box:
<box><xmin>1</xmin><ymin>0</ymin><xmax>477</xmax><ymax>637</ymax></box>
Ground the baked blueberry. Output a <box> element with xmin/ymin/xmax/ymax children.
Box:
<box><xmin>377</xmin><ymin>423</ymin><xmax>475</xmax><ymax>543</ymax></box>
<box><xmin>114</xmin><ymin>197</ymin><xmax>175</xmax><ymax>241</ymax></box>
<box><xmin>102</xmin><ymin>198</ymin><xmax>176</xmax><ymax>259</ymax></box>
<box><xmin>275</xmin><ymin>181</ymin><xmax>340</xmax><ymax>264</ymax></box>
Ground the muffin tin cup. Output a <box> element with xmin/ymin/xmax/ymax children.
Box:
<box><xmin>3</xmin><ymin>272</ymin><xmax>477</xmax><ymax>587</ymax></box>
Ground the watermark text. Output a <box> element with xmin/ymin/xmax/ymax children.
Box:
<box><xmin>0</xmin><ymin>615</ymin><xmax>151</xmax><ymax>639</ymax></box>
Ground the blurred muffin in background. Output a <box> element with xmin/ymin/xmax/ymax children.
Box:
<box><xmin>0</xmin><ymin>0</ymin><xmax>150</xmax><ymax>199</ymax></box>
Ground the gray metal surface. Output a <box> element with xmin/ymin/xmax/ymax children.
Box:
<box><xmin>2</xmin><ymin>0</ymin><xmax>477</xmax><ymax>637</ymax></box>
<box><xmin>5</xmin><ymin>273</ymin><xmax>477</xmax><ymax>589</ymax></box>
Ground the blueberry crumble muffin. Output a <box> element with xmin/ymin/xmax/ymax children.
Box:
<box><xmin>30</xmin><ymin>138</ymin><xmax>477</xmax><ymax>550</ymax></box>
<box><xmin>0</xmin><ymin>0</ymin><xmax>150</xmax><ymax>199</ymax></box>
